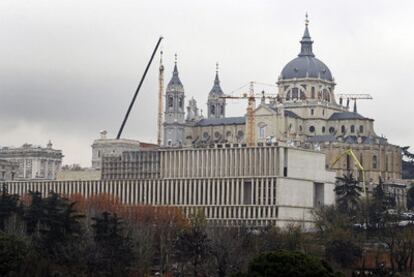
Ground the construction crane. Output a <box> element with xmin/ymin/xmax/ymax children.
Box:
<box><xmin>336</xmin><ymin>93</ymin><xmax>373</xmax><ymax>113</ymax></box>
<box><xmin>219</xmin><ymin>82</ymin><xmax>279</xmax><ymax>146</ymax></box>
<box><xmin>157</xmin><ymin>50</ymin><xmax>165</xmax><ymax>146</ymax></box>
<box><xmin>117</xmin><ymin>37</ymin><xmax>163</xmax><ymax>139</ymax></box>
<box><xmin>331</xmin><ymin>148</ymin><xmax>367</xmax><ymax>196</ymax></box>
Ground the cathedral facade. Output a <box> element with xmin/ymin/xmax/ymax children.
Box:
<box><xmin>163</xmin><ymin>19</ymin><xmax>402</xmax><ymax>185</ymax></box>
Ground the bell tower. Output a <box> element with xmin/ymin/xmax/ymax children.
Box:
<box><xmin>207</xmin><ymin>63</ymin><xmax>226</xmax><ymax>118</ymax></box>
<box><xmin>163</xmin><ymin>54</ymin><xmax>185</xmax><ymax>147</ymax></box>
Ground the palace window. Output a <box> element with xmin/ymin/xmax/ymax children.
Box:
<box><xmin>372</xmin><ymin>155</ymin><xmax>378</xmax><ymax>169</ymax></box>
<box><xmin>311</xmin><ymin>87</ymin><xmax>315</xmax><ymax>99</ymax></box>
<box><xmin>310</xmin><ymin>109</ymin><xmax>314</xmax><ymax>116</ymax></box>
<box><xmin>359</xmin><ymin>125</ymin><xmax>364</xmax><ymax>133</ymax></box>
<box><xmin>351</xmin><ymin>125</ymin><xmax>355</xmax><ymax>133</ymax></box>
<box><xmin>220</xmin><ymin>105</ymin><xmax>225</xmax><ymax>115</ymax></box>
<box><xmin>341</xmin><ymin>125</ymin><xmax>346</xmax><ymax>133</ymax></box>
<box><xmin>329</xmin><ymin>127</ymin><xmax>335</xmax><ymax>134</ymax></box>
<box><xmin>322</xmin><ymin>126</ymin><xmax>326</xmax><ymax>133</ymax></box>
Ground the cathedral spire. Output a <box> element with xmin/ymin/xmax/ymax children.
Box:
<box><xmin>168</xmin><ymin>53</ymin><xmax>183</xmax><ymax>88</ymax></box>
<box><xmin>209</xmin><ymin>62</ymin><xmax>223</xmax><ymax>96</ymax></box>
<box><xmin>299</xmin><ymin>13</ymin><xmax>315</xmax><ymax>57</ymax></box>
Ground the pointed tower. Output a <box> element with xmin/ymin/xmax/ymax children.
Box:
<box><xmin>163</xmin><ymin>54</ymin><xmax>185</xmax><ymax>147</ymax></box>
<box><xmin>207</xmin><ymin>63</ymin><xmax>226</xmax><ymax>118</ymax></box>
<box><xmin>298</xmin><ymin>13</ymin><xmax>314</xmax><ymax>57</ymax></box>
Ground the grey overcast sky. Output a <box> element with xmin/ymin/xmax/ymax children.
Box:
<box><xmin>0</xmin><ymin>0</ymin><xmax>413</xmax><ymax>166</ymax></box>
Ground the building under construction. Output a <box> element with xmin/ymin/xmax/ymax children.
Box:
<box><xmin>5</xmin><ymin>17</ymin><xmax>406</xmax><ymax>227</ymax></box>
<box><xmin>160</xmin><ymin>17</ymin><xmax>402</xmax><ymax>187</ymax></box>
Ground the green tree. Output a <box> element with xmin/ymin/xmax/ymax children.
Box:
<box><xmin>0</xmin><ymin>233</ymin><xmax>28</xmax><ymax>276</ymax></box>
<box><xmin>325</xmin><ymin>239</ymin><xmax>362</xmax><ymax>268</ymax></box>
<box><xmin>244</xmin><ymin>251</ymin><xmax>335</xmax><ymax>277</ymax></box>
<box><xmin>369</xmin><ymin>180</ymin><xmax>396</xmax><ymax>229</ymax></box>
<box><xmin>23</xmin><ymin>191</ymin><xmax>44</xmax><ymax>235</ymax></box>
<box><xmin>0</xmin><ymin>184</ymin><xmax>21</xmax><ymax>231</ymax></box>
<box><xmin>89</xmin><ymin>211</ymin><xmax>134</xmax><ymax>277</ymax></box>
<box><xmin>334</xmin><ymin>173</ymin><xmax>362</xmax><ymax>216</ymax></box>
<box><xmin>175</xmin><ymin>210</ymin><xmax>212</xmax><ymax>276</ymax></box>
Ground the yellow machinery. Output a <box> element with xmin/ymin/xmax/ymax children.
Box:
<box><xmin>220</xmin><ymin>82</ymin><xmax>279</xmax><ymax>146</ymax></box>
<box><xmin>331</xmin><ymin>148</ymin><xmax>367</xmax><ymax>196</ymax></box>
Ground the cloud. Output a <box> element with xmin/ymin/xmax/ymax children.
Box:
<box><xmin>0</xmin><ymin>0</ymin><xmax>413</xmax><ymax>165</ymax></box>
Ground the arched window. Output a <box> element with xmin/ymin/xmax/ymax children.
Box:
<box><xmin>292</xmin><ymin>88</ymin><xmax>299</xmax><ymax>99</ymax></box>
<box><xmin>286</xmin><ymin>91</ymin><xmax>291</xmax><ymax>100</ymax></box>
<box><xmin>372</xmin><ymin>155</ymin><xmax>378</xmax><ymax>169</ymax></box>
<box><xmin>311</xmin><ymin>87</ymin><xmax>315</xmax><ymax>99</ymax></box>
<box><xmin>259</xmin><ymin>126</ymin><xmax>265</xmax><ymax>138</ymax></box>
<box><xmin>237</xmin><ymin>130</ymin><xmax>244</xmax><ymax>142</ymax></box>
<box><xmin>322</xmin><ymin>126</ymin><xmax>326</xmax><ymax>133</ymax></box>
<box><xmin>168</xmin><ymin>96</ymin><xmax>173</xmax><ymax>108</ymax></box>
<box><xmin>341</xmin><ymin>125</ymin><xmax>346</xmax><ymax>133</ymax></box>
<box><xmin>351</xmin><ymin>125</ymin><xmax>355</xmax><ymax>133</ymax></box>
<box><xmin>210</xmin><ymin>105</ymin><xmax>215</xmax><ymax>115</ymax></box>
<box><xmin>178</xmin><ymin>97</ymin><xmax>183</xmax><ymax>109</ymax></box>
<box><xmin>359</xmin><ymin>125</ymin><xmax>364</xmax><ymax>133</ymax></box>
<box><xmin>258</xmin><ymin>122</ymin><xmax>267</xmax><ymax>139</ymax></box>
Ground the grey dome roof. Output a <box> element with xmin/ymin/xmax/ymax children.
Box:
<box><xmin>281</xmin><ymin>56</ymin><xmax>333</xmax><ymax>81</ymax></box>
<box><xmin>280</xmin><ymin>21</ymin><xmax>333</xmax><ymax>82</ymax></box>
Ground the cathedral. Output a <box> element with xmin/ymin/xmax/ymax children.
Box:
<box><xmin>163</xmin><ymin>17</ymin><xmax>402</xmax><ymax>185</ymax></box>
<box><xmin>6</xmin><ymin>18</ymin><xmax>406</xmax><ymax>227</ymax></box>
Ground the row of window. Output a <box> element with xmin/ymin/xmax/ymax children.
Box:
<box><xmin>167</xmin><ymin>95</ymin><xmax>184</xmax><ymax>109</ymax></box>
<box><xmin>307</xmin><ymin>125</ymin><xmax>365</xmax><ymax>134</ymax></box>
<box><xmin>210</xmin><ymin>104</ymin><xmax>225</xmax><ymax>115</ymax></box>
<box><xmin>286</xmin><ymin>87</ymin><xmax>331</xmax><ymax>102</ymax></box>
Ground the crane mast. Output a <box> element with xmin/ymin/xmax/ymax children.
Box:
<box><xmin>220</xmin><ymin>81</ymin><xmax>279</xmax><ymax>146</ymax></box>
<box><xmin>157</xmin><ymin>51</ymin><xmax>164</xmax><ymax>145</ymax></box>
<box><xmin>246</xmin><ymin>82</ymin><xmax>256</xmax><ymax>146</ymax></box>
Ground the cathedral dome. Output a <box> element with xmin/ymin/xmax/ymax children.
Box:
<box><xmin>281</xmin><ymin>56</ymin><xmax>332</xmax><ymax>81</ymax></box>
<box><xmin>280</xmin><ymin>17</ymin><xmax>333</xmax><ymax>82</ymax></box>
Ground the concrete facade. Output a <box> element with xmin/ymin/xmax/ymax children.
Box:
<box><xmin>9</xmin><ymin>145</ymin><xmax>336</xmax><ymax>228</ymax></box>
